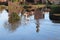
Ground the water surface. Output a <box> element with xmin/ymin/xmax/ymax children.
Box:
<box><xmin>0</xmin><ymin>10</ymin><xmax>60</xmax><ymax>40</ymax></box>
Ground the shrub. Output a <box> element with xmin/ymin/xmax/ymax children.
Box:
<box><xmin>50</xmin><ymin>5</ymin><xmax>60</xmax><ymax>14</ymax></box>
<box><xmin>49</xmin><ymin>5</ymin><xmax>60</xmax><ymax>20</ymax></box>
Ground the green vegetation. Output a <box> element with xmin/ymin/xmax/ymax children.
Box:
<box><xmin>23</xmin><ymin>5</ymin><xmax>30</xmax><ymax>9</ymax></box>
<box><xmin>8</xmin><ymin>12</ymin><xmax>20</xmax><ymax>23</ymax></box>
<box><xmin>49</xmin><ymin>5</ymin><xmax>60</xmax><ymax>20</ymax></box>
<box><xmin>50</xmin><ymin>5</ymin><xmax>60</xmax><ymax>14</ymax></box>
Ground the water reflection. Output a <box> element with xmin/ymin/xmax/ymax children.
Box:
<box><xmin>0</xmin><ymin>8</ymin><xmax>44</xmax><ymax>33</ymax></box>
<box><xmin>34</xmin><ymin>8</ymin><xmax>44</xmax><ymax>19</ymax></box>
<box><xmin>0</xmin><ymin>9</ymin><xmax>60</xmax><ymax>40</ymax></box>
<box><xmin>35</xmin><ymin>19</ymin><xmax>40</xmax><ymax>32</ymax></box>
<box><xmin>4</xmin><ymin>21</ymin><xmax>21</xmax><ymax>32</ymax></box>
<box><xmin>0</xmin><ymin>9</ymin><xmax>21</xmax><ymax>32</ymax></box>
<box><xmin>4</xmin><ymin>13</ymin><xmax>21</xmax><ymax>32</ymax></box>
<box><xmin>5</xmin><ymin>9</ymin><xmax>43</xmax><ymax>32</ymax></box>
<box><xmin>34</xmin><ymin>8</ymin><xmax>44</xmax><ymax>32</ymax></box>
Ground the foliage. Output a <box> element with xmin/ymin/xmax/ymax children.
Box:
<box><xmin>49</xmin><ymin>5</ymin><xmax>60</xmax><ymax>20</ymax></box>
<box><xmin>23</xmin><ymin>6</ymin><xmax>32</xmax><ymax>9</ymax></box>
<box><xmin>8</xmin><ymin>12</ymin><xmax>20</xmax><ymax>23</ymax></box>
<box><xmin>50</xmin><ymin>5</ymin><xmax>60</xmax><ymax>14</ymax></box>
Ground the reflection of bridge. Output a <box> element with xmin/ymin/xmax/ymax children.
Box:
<box><xmin>29</xmin><ymin>5</ymin><xmax>46</xmax><ymax>8</ymax></box>
<box><xmin>5</xmin><ymin>5</ymin><xmax>46</xmax><ymax>12</ymax></box>
<box><xmin>0</xmin><ymin>4</ymin><xmax>47</xmax><ymax>13</ymax></box>
<box><xmin>0</xmin><ymin>4</ymin><xmax>47</xmax><ymax>19</ymax></box>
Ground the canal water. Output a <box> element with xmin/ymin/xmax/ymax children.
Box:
<box><xmin>0</xmin><ymin>9</ymin><xmax>60</xmax><ymax>40</ymax></box>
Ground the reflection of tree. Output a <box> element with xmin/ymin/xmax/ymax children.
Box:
<box><xmin>4</xmin><ymin>21</ymin><xmax>21</xmax><ymax>32</ymax></box>
<box><xmin>0</xmin><ymin>6</ymin><xmax>5</xmax><ymax>12</ymax></box>
<box><xmin>8</xmin><ymin>12</ymin><xmax>20</xmax><ymax>23</ymax></box>
<box><xmin>34</xmin><ymin>9</ymin><xmax>41</xmax><ymax>33</ymax></box>
<box><xmin>4</xmin><ymin>13</ymin><xmax>21</xmax><ymax>32</ymax></box>
<box><xmin>36</xmin><ymin>19</ymin><xmax>40</xmax><ymax>33</ymax></box>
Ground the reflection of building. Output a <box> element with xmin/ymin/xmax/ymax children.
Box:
<box><xmin>34</xmin><ymin>9</ymin><xmax>44</xmax><ymax>19</ymax></box>
<box><xmin>36</xmin><ymin>19</ymin><xmax>40</xmax><ymax>32</ymax></box>
<box><xmin>34</xmin><ymin>9</ymin><xmax>43</xmax><ymax>32</ymax></box>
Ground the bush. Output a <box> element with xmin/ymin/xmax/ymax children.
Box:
<box><xmin>8</xmin><ymin>12</ymin><xmax>20</xmax><ymax>23</ymax></box>
<box><xmin>49</xmin><ymin>5</ymin><xmax>60</xmax><ymax>20</ymax></box>
<box><xmin>50</xmin><ymin>5</ymin><xmax>60</xmax><ymax>14</ymax></box>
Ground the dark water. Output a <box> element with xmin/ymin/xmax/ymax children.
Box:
<box><xmin>0</xmin><ymin>10</ymin><xmax>60</xmax><ymax>40</ymax></box>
